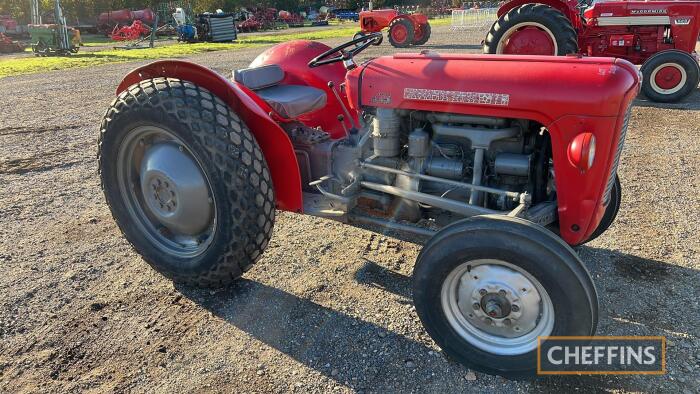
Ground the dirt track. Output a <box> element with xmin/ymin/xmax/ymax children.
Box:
<box><xmin>1</xmin><ymin>25</ymin><xmax>699</xmax><ymax>393</ymax></box>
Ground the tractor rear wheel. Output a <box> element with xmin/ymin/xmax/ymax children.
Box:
<box><xmin>99</xmin><ymin>78</ymin><xmax>275</xmax><ymax>287</ymax></box>
<box><xmin>483</xmin><ymin>4</ymin><xmax>578</xmax><ymax>56</ymax></box>
<box><xmin>413</xmin><ymin>22</ymin><xmax>431</xmax><ymax>45</ymax></box>
<box><xmin>388</xmin><ymin>17</ymin><xmax>414</xmax><ymax>48</ymax></box>
<box><xmin>640</xmin><ymin>50</ymin><xmax>700</xmax><ymax>103</ymax></box>
<box><xmin>413</xmin><ymin>215</ymin><xmax>597</xmax><ymax>377</ymax></box>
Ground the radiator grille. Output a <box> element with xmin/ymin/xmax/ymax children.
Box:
<box><xmin>603</xmin><ymin>107</ymin><xmax>631</xmax><ymax>205</ymax></box>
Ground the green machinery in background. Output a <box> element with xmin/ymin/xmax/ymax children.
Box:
<box><xmin>28</xmin><ymin>0</ymin><xmax>80</xmax><ymax>56</ymax></box>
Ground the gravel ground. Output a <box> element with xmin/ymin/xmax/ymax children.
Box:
<box><xmin>1</xmin><ymin>25</ymin><xmax>699</xmax><ymax>393</ymax></box>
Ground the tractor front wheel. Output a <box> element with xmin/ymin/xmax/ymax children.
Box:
<box><xmin>640</xmin><ymin>51</ymin><xmax>700</xmax><ymax>103</ymax></box>
<box><xmin>388</xmin><ymin>18</ymin><xmax>414</xmax><ymax>48</ymax></box>
<box><xmin>99</xmin><ymin>78</ymin><xmax>275</xmax><ymax>287</ymax></box>
<box><xmin>354</xmin><ymin>31</ymin><xmax>382</xmax><ymax>47</ymax></box>
<box><xmin>413</xmin><ymin>215</ymin><xmax>597</xmax><ymax>377</ymax></box>
<box><xmin>484</xmin><ymin>4</ymin><xmax>578</xmax><ymax>56</ymax></box>
<box><xmin>413</xmin><ymin>22</ymin><xmax>431</xmax><ymax>46</ymax></box>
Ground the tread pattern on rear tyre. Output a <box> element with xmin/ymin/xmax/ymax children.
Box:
<box><xmin>98</xmin><ymin>77</ymin><xmax>275</xmax><ymax>287</ymax></box>
<box><xmin>413</xmin><ymin>22</ymin><xmax>431</xmax><ymax>45</ymax></box>
<box><xmin>483</xmin><ymin>4</ymin><xmax>578</xmax><ymax>55</ymax></box>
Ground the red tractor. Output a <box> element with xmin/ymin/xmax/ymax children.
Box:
<box><xmin>99</xmin><ymin>34</ymin><xmax>638</xmax><ymax>376</ymax></box>
<box><xmin>354</xmin><ymin>9</ymin><xmax>431</xmax><ymax>47</ymax></box>
<box><xmin>484</xmin><ymin>0</ymin><xmax>700</xmax><ymax>102</ymax></box>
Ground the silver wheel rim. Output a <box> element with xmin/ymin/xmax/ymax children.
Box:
<box><xmin>441</xmin><ymin>259</ymin><xmax>554</xmax><ymax>356</ymax></box>
<box><xmin>116</xmin><ymin>125</ymin><xmax>217</xmax><ymax>259</ymax></box>
<box><xmin>649</xmin><ymin>62</ymin><xmax>687</xmax><ymax>95</ymax></box>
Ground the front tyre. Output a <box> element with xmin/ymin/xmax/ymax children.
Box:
<box><xmin>99</xmin><ymin>78</ymin><xmax>275</xmax><ymax>287</ymax></box>
<box><xmin>413</xmin><ymin>215</ymin><xmax>597</xmax><ymax>378</ymax></box>
<box><xmin>640</xmin><ymin>50</ymin><xmax>700</xmax><ymax>103</ymax></box>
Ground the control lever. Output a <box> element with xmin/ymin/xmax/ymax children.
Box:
<box><xmin>337</xmin><ymin>114</ymin><xmax>349</xmax><ymax>137</ymax></box>
<box><xmin>328</xmin><ymin>81</ymin><xmax>358</xmax><ymax>132</ymax></box>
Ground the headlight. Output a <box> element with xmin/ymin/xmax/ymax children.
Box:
<box><xmin>568</xmin><ymin>132</ymin><xmax>597</xmax><ymax>172</ymax></box>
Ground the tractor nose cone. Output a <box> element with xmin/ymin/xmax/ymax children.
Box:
<box><xmin>140</xmin><ymin>143</ymin><xmax>212</xmax><ymax>236</ymax></box>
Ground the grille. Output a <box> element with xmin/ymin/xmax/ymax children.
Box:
<box><xmin>603</xmin><ymin>107</ymin><xmax>631</xmax><ymax>205</ymax></box>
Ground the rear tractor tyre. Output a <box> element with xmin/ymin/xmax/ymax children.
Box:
<box><xmin>412</xmin><ymin>215</ymin><xmax>598</xmax><ymax>378</ymax></box>
<box><xmin>99</xmin><ymin>77</ymin><xmax>275</xmax><ymax>287</ymax></box>
<box><xmin>484</xmin><ymin>4</ymin><xmax>578</xmax><ymax>56</ymax></box>
<box><xmin>412</xmin><ymin>22</ymin><xmax>431</xmax><ymax>45</ymax></box>
<box><xmin>388</xmin><ymin>17</ymin><xmax>415</xmax><ymax>48</ymax></box>
<box><xmin>640</xmin><ymin>50</ymin><xmax>700</xmax><ymax>103</ymax></box>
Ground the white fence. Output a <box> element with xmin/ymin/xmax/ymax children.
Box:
<box><xmin>451</xmin><ymin>8</ymin><xmax>498</xmax><ymax>30</ymax></box>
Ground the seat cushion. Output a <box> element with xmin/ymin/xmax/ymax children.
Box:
<box><xmin>233</xmin><ymin>64</ymin><xmax>284</xmax><ymax>90</ymax></box>
<box><xmin>255</xmin><ymin>85</ymin><xmax>327</xmax><ymax>119</ymax></box>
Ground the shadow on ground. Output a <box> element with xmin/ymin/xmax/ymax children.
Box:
<box><xmin>178</xmin><ymin>245</ymin><xmax>695</xmax><ymax>391</ymax></box>
<box><xmin>634</xmin><ymin>88</ymin><xmax>700</xmax><ymax>110</ymax></box>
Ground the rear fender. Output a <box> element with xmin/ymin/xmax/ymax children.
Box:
<box><xmin>405</xmin><ymin>13</ymin><xmax>428</xmax><ymax>25</ymax></box>
<box><xmin>116</xmin><ymin>60</ymin><xmax>303</xmax><ymax>213</ymax></box>
<box><xmin>497</xmin><ymin>0</ymin><xmax>581</xmax><ymax>25</ymax></box>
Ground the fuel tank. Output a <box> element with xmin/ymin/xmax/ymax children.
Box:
<box><xmin>347</xmin><ymin>52</ymin><xmax>640</xmax><ymax>125</ymax></box>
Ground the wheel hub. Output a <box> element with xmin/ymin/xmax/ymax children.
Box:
<box><xmin>653</xmin><ymin>64</ymin><xmax>683</xmax><ymax>90</ymax></box>
<box><xmin>442</xmin><ymin>260</ymin><xmax>554</xmax><ymax>355</ymax></box>
<box><xmin>392</xmin><ymin>25</ymin><xmax>407</xmax><ymax>42</ymax></box>
<box><xmin>139</xmin><ymin>142</ymin><xmax>212</xmax><ymax>236</ymax></box>
<box><xmin>481</xmin><ymin>292</ymin><xmax>511</xmax><ymax>319</ymax></box>
<box><xmin>498</xmin><ymin>23</ymin><xmax>557</xmax><ymax>55</ymax></box>
<box><xmin>455</xmin><ymin>264</ymin><xmax>542</xmax><ymax>338</ymax></box>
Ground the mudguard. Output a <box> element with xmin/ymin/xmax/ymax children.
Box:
<box><xmin>496</xmin><ymin>0</ymin><xmax>583</xmax><ymax>27</ymax></box>
<box><xmin>348</xmin><ymin>53</ymin><xmax>639</xmax><ymax>244</ymax></box>
<box><xmin>116</xmin><ymin>60</ymin><xmax>303</xmax><ymax>213</ymax></box>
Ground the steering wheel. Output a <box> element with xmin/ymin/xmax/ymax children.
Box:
<box><xmin>308</xmin><ymin>32</ymin><xmax>382</xmax><ymax>68</ymax></box>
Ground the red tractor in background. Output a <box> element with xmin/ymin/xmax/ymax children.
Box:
<box><xmin>354</xmin><ymin>9</ymin><xmax>431</xmax><ymax>47</ymax></box>
<box><xmin>484</xmin><ymin>0</ymin><xmax>700</xmax><ymax>102</ymax></box>
<box><xmin>110</xmin><ymin>20</ymin><xmax>151</xmax><ymax>41</ymax></box>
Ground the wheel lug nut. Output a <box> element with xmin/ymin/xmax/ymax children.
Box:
<box><xmin>511</xmin><ymin>305</ymin><xmax>520</xmax><ymax>312</ymax></box>
<box><xmin>479</xmin><ymin>289</ymin><xmax>487</xmax><ymax>296</ymax></box>
<box><xmin>485</xmin><ymin>317</ymin><xmax>493</xmax><ymax>325</ymax></box>
<box><xmin>472</xmin><ymin>303</ymin><xmax>480</xmax><ymax>310</ymax></box>
<box><xmin>503</xmin><ymin>318</ymin><xmax>511</xmax><ymax>326</ymax></box>
<box><xmin>498</xmin><ymin>289</ymin><xmax>506</xmax><ymax>296</ymax></box>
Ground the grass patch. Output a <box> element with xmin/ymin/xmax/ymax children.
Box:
<box><xmin>0</xmin><ymin>26</ymin><xmax>357</xmax><ymax>79</ymax></box>
<box><xmin>0</xmin><ymin>20</ymin><xmax>446</xmax><ymax>78</ymax></box>
<box><xmin>428</xmin><ymin>17</ymin><xmax>453</xmax><ymax>27</ymax></box>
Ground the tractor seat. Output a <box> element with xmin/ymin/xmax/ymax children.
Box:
<box><xmin>233</xmin><ymin>64</ymin><xmax>327</xmax><ymax>119</ymax></box>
